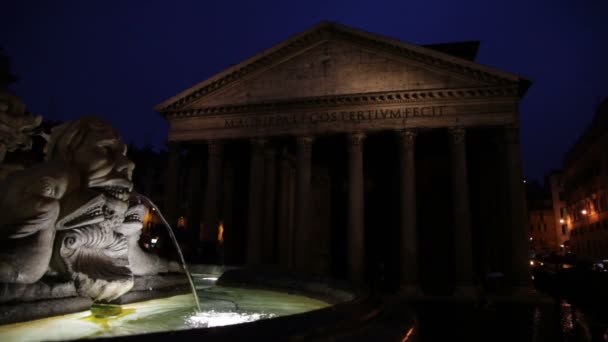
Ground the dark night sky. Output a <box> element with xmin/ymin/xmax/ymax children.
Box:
<box><xmin>2</xmin><ymin>0</ymin><xmax>607</xmax><ymax>182</ymax></box>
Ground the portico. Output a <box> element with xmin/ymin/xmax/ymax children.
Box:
<box><xmin>157</xmin><ymin>22</ymin><xmax>531</xmax><ymax>295</ymax></box>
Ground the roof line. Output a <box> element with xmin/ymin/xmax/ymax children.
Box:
<box><xmin>155</xmin><ymin>21</ymin><xmax>531</xmax><ymax>112</ymax></box>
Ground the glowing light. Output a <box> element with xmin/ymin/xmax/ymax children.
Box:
<box><xmin>560</xmin><ymin>244</ymin><xmax>565</xmax><ymax>248</ymax></box>
<box><xmin>530</xmin><ymin>260</ymin><xmax>534</xmax><ymax>266</ymax></box>
<box><xmin>218</xmin><ymin>221</ymin><xmax>224</xmax><ymax>243</ymax></box>
<box><xmin>400</xmin><ymin>327</ymin><xmax>415</xmax><ymax>342</ymax></box>
<box><xmin>202</xmin><ymin>277</ymin><xmax>218</xmax><ymax>281</ymax></box>
<box><xmin>581</xmin><ymin>210</ymin><xmax>587</xmax><ymax>215</ymax></box>
<box><xmin>186</xmin><ymin>311</ymin><xmax>275</xmax><ymax>328</ymax></box>
<box><xmin>523</xmin><ymin>180</ymin><xmax>527</xmax><ymax>183</ymax></box>
<box><xmin>530</xmin><ymin>237</ymin><xmax>533</xmax><ymax>241</ymax></box>
<box><xmin>151</xmin><ymin>238</ymin><xmax>158</xmax><ymax>244</ymax></box>
<box><xmin>560</xmin><ymin>219</ymin><xmax>565</xmax><ymax>224</ymax></box>
<box><xmin>143</xmin><ymin>208</ymin><xmax>153</xmax><ymax>228</ymax></box>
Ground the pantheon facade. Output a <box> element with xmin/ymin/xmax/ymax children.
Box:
<box><xmin>156</xmin><ymin>22</ymin><xmax>532</xmax><ymax>295</ymax></box>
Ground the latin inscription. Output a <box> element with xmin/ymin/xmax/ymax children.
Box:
<box><xmin>224</xmin><ymin>106</ymin><xmax>447</xmax><ymax>129</ymax></box>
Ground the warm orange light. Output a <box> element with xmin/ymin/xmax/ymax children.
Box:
<box><xmin>218</xmin><ymin>221</ymin><xmax>224</xmax><ymax>243</ymax></box>
<box><xmin>559</xmin><ymin>219</ymin><xmax>565</xmax><ymax>224</ymax></box>
<box><xmin>401</xmin><ymin>327</ymin><xmax>415</xmax><ymax>342</ymax></box>
<box><xmin>581</xmin><ymin>210</ymin><xmax>588</xmax><ymax>215</ymax></box>
<box><xmin>177</xmin><ymin>216</ymin><xmax>186</xmax><ymax>228</ymax></box>
<box><xmin>143</xmin><ymin>208</ymin><xmax>152</xmax><ymax>228</ymax></box>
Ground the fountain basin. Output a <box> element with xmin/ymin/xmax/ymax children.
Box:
<box><xmin>0</xmin><ymin>267</ymin><xmax>388</xmax><ymax>341</ymax></box>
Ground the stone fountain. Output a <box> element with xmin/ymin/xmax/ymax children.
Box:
<box><xmin>0</xmin><ymin>96</ymin><xmax>383</xmax><ymax>341</ymax></box>
<box><xmin>0</xmin><ymin>97</ymin><xmax>185</xmax><ymax>323</ymax></box>
<box><xmin>0</xmin><ymin>54</ymin><xmax>392</xmax><ymax>341</ymax></box>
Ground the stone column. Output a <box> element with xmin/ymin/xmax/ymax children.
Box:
<box><xmin>186</xmin><ymin>145</ymin><xmax>203</xmax><ymax>243</ymax></box>
<box><xmin>164</xmin><ymin>143</ymin><xmax>180</xmax><ymax>227</ymax></box>
<box><xmin>504</xmin><ymin>124</ymin><xmax>531</xmax><ymax>290</ymax></box>
<box><xmin>293</xmin><ymin>136</ymin><xmax>314</xmax><ymax>272</ymax></box>
<box><xmin>203</xmin><ymin>140</ymin><xmax>223</xmax><ymax>244</ymax></box>
<box><xmin>262</xmin><ymin>146</ymin><xmax>277</xmax><ymax>264</ymax></box>
<box><xmin>221</xmin><ymin>162</ymin><xmax>234</xmax><ymax>264</ymax></box>
<box><xmin>398</xmin><ymin>129</ymin><xmax>420</xmax><ymax>295</ymax></box>
<box><xmin>277</xmin><ymin>149</ymin><xmax>292</xmax><ymax>269</ymax></box>
<box><xmin>449</xmin><ymin>127</ymin><xmax>475</xmax><ymax>296</ymax></box>
<box><xmin>347</xmin><ymin>132</ymin><xmax>366</xmax><ymax>282</ymax></box>
<box><xmin>287</xmin><ymin>165</ymin><xmax>296</xmax><ymax>269</ymax></box>
<box><xmin>246</xmin><ymin>138</ymin><xmax>266</xmax><ymax>265</ymax></box>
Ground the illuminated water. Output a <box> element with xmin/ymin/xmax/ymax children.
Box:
<box><xmin>0</xmin><ymin>276</ymin><xmax>330</xmax><ymax>342</ymax></box>
<box><xmin>136</xmin><ymin>194</ymin><xmax>201</xmax><ymax>311</ymax></box>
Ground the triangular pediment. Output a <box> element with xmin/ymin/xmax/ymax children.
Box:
<box><xmin>156</xmin><ymin>22</ymin><xmax>528</xmax><ymax>112</ymax></box>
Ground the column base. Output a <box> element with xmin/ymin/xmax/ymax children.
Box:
<box><xmin>399</xmin><ymin>284</ymin><xmax>424</xmax><ymax>299</ymax></box>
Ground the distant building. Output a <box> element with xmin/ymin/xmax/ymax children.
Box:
<box><xmin>155</xmin><ymin>22</ymin><xmax>533</xmax><ymax>294</ymax></box>
<box><xmin>526</xmin><ymin>180</ymin><xmax>560</xmax><ymax>255</ymax></box>
<box><xmin>547</xmin><ymin>171</ymin><xmax>570</xmax><ymax>253</ymax></box>
<box><xmin>562</xmin><ymin>97</ymin><xmax>608</xmax><ymax>260</ymax></box>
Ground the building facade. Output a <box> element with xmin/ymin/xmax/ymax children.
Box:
<box><xmin>156</xmin><ymin>22</ymin><xmax>532</xmax><ymax>294</ymax></box>
<box><xmin>563</xmin><ymin>98</ymin><xmax>608</xmax><ymax>260</ymax></box>
<box><xmin>548</xmin><ymin>171</ymin><xmax>570</xmax><ymax>253</ymax></box>
<box><xmin>526</xmin><ymin>180</ymin><xmax>560</xmax><ymax>255</ymax></box>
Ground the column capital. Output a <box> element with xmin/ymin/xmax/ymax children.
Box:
<box><xmin>207</xmin><ymin>139</ymin><xmax>223</xmax><ymax>155</ymax></box>
<box><xmin>347</xmin><ymin>132</ymin><xmax>366</xmax><ymax>146</ymax></box>
<box><xmin>398</xmin><ymin>129</ymin><xmax>417</xmax><ymax>149</ymax></box>
<box><xmin>251</xmin><ymin>137</ymin><xmax>268</xmax><ymax>145</ymax></box>
<box><xmin>296</xmin><ymin>135</ymin><xmax>314</xmax><ymax>148</ymax></box>
<box><xmin>250</xmin><ymin>138</ymin><xmax>267</xmax><ymax>153</ymax></box>
<box><xmin>448</xmin><ymin>126</ymin><xmax>466</xmax><ymax>145</ymax></box>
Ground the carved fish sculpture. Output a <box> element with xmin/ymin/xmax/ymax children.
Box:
<box><xmin>56</xmin><ymin>224</ymin><xmax>134</xmax><ymax>302</ymax></box>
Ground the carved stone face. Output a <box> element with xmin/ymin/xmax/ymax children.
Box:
<box><xmin>72</xmin><ymin>131</ymin><xmax>133</xmax><ymax>192</ymax></box>
<box><xmin>42</xmin><ymin>117</ymin><xmax>138</xmax><ymax>299</ymax></box>
<box><xmin>46</xmin><ymin>117</ymin><xmax>135</xmax><ymax>227</ymax></box>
